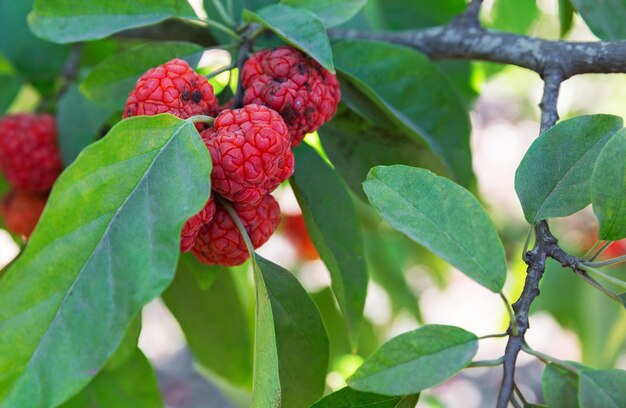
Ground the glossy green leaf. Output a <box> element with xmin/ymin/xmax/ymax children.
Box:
<box><xmin>333</xmin><ymin>40</ymin><xmax>473</xmax><ymax>186</ymax></box>
<box><xmin>571</xmin><ymin>0</ymin><xmax>626</xmax><ymax>40</ymax></box>
<box><xmin>291</xmin><ymin>143</ymin><xmax>367</xmax><ymax>343</ymax></box>
<box><xmin>320</xmin><ymin>107</ymin><xmax>451</xmax><ymax>200</ymax></box>
<box><xmin>281</xmin><ymin>0</ymin><xmax>365</xmax><ymax>27</ymax></box>
<box><xmin>57</xmin><ymin>84</ymin><xmax>114</xmax><ymax>165</ymax></box>
<box><xmin>29</xmin><ymin>0</ymin><xmax>197</xmax><ymax>43</ymax></box>
<box><xmin>515</xmin><ymin>114</ymin><xmax>623</xmax><ymax>224</ymax></box>
<box><xmin>363</xmin><ymin>165</ymin><xmax>506</xmax><ymax>292</ymax></box>
<box><xmin>162</xmin><ymin>254</ymin><xmax>253</xmax><ymax>388</ymax></box>
<box><xmin>251</xmin><ymin>254</ymin><xmax>329</xmax><ymax>407</ymax></box>
<box><xmin>310</xmin><ymin>387</ymin><xmax>419</xmax><ymax>407</ymax></box>
<box><xmin>591</xmin><ymin>129</ymin><xmax>626</xmax><ymax>240</ymax></box>
<box><xmin>0</xmin><ymin>75</ymin><xmax>20</xmax><ymax>115</ymax></box>
<box><xmin>244</xmin><ymin>4</ymin><xmax>334</xmax><ymax>72</ymax></box>
<box><xmin>0</xmin><ymin>0</ymin><xmax>70</xmax><ymax>79</ymax></box>
<box><xmin>542</xmin><ymin>362</ymin><xmax>586</xmax><ymax>408</ymax></box>
<box><xmin>579</xmin><ymin>369</ymin><xmax>626</xmax><ymax>407</ymax></box>
<box><xmin>81</xmin><ymin>42</ymin><xmax>204</xmax><ymax>110</ymax></box>
<box><xmin>60</xmin><ymin>349</ymin><xmax>162</xmax><ymax>408</ymax></box>
<box><xmin>348</xmin><ymin>325</ymin><xmax>478</xmax><ymax>395</ymax></box>
<box><xmin>558</xmin><ymin>0</ymin><xmax>575</xmax><ymax>37</ymax></box>
<box><xmin>0</xmin><ymin>114</ymin><xmax>211</xmax><ymax>407</ymax></box>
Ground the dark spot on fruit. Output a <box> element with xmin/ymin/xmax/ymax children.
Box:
<box><xmin>296</xmin><ymin>63</ymin><xmax>306</xmax><ymax>74</ymax></box>
<box><xmin>192</xmin><ymin>90</ymin><xmax>202</xmax><ymax>103</ymax></box>
<box><xmin>182</xmin><ymin>91</ymin><xmax>190</xmax><ymax>101</ymax></box>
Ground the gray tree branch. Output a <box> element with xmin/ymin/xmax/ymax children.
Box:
<box><xmin>329</xmin><ymin>25</ymin><xmax>626</xmax><ymax>78</ymax></box>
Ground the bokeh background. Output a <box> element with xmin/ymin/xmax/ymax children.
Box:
<box><xmin>1</xmin><ymin>0</ymin><xmax>625</xmax><ymax>407</ymax></box>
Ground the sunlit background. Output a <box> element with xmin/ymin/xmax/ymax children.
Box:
<box><xmin>2</xmin><ymin>0</ymin><xmax>626</xmax><ymax>407</ymax></box>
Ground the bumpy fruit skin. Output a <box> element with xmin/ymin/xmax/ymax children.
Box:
<box><xmin>123</xmin><ymin>58</ymin><xmax>219</xmax><ymax>122</ymax></box>
<box><xmin>180</xmin><ymin>196</ymin><xmax>216</xmax><ymax>252</ymax></box>
<box><xmin>192</xmin><ymin>194</ymin><xmax>280</xmax><ymax>266</ymax></box>
<box><xmin>0</xmin><ymin>114</ymin><xmax>63</xmax><ymax>192</ymax></box>
<box><xmin>0</xmin><ymin>190</ymin><xmax>47</xmax><ymax>238</ymax></box>
<box><xmin>201</xmin><ymin>104</ymin><xmax>293</xmax><ymax>207</ymax></box>
<box><xmin>242</xmin><ymin>46</ymin><xmax>341</xmax><ymax>146</ymax></box>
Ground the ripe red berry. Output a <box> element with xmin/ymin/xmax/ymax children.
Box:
<box><xmin>201</xmin><ymin>104</ymin><xmax>293</xmax><ymax>207</ymax></box>
<box><xmin>242</xmin><ymin>46</ymin><xmax>341</xmax><ymax>146</ymax></box>
<box><xmin>0</xmin><ymin>114</ymin><xmax>63</xmax><ymax>192</ymax></box>
<box><xmin>0</xmin><ymin>190</ymin><xmax>47</xmax><ymax>238</ymax></box>
<box><xmin>123</xmin><ymin>58</ymin><xmax>219</xmax><ymax>122</ymax></box>
<box><xmin>192</xmin><ymin>194</ymin><xmax>281</xmax><ymax>266</ymax></box>
<box><xmin>180</xmin><ymin>196</ymin><xmax>216</xmax><ymax>253</ymax></box>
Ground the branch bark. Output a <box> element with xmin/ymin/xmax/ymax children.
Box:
<box><xmin>329</xmin><ymin>25</ymin><xmax>626</xmax><ymax>78</ymax></box>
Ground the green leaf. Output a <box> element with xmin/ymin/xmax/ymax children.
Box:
<box><xmin>29</xmin><ymin>0</ymin><xmax>197</xmax><ymax>43</ymax></box>
<box><xmin>320</xmin><ymin>107</ymin><xmax>451</xmax><ymax>200</ymax></box>
<box><xmin>280</xmin><ymin>0</ymin><xmax>366</xmax><ymax>27</ymax></box>
<box><xmin>105</xmin><ymin>315</ymin><xmax>142</xmax><ymax>371</ymax></box>
<box><xmin>0</xmin><ymin>114</ymin><xmax>211</xmax><ymax>407</ymax></box>
<box><xmin>243</xmin><ymin>4</ymin><xmax>334</xmax><ymax>72</ymax></box>
<box><xmin>620</xmin><ymin>293</ymin><xmax>626</xmax><ymax>308</ymax></box>
<box><xmin>60</xmin><ymin>349</ymin><xmax>162</xmax><ymax>408</ymax></box>
<box><xmin>579</xmin><ymin>369</ymin><xmax>626</xmax><ymax>407</ymax></box>
<box><xmin>0</xmin><ymin>74</ymin><xmax>21</xmax><ymax>115</ymax></box>
<box><xmin>0</xmin><ymin>0</ymin><xmax>70</xmax><ymax>80</ymax></box>
<box><xmin>558</xmin><ymin>0</ymin><xmax>575</xmax><ymax>38</ymax></box>
<box><xmin>371</xmin><ymin>0</ymin><xmax>466</xmax><ymax>30</ymax></box>
<box><xmin>490</xmin><ymin>0</ymin><xmax>538</xmax><ymax>35</ymax></box>
<box><xmin>570</xmin><ymin>0</ymin><xmax>626</xmax><ymax>40</ymax></box>
<box><xmin>57</xmin><ymin>84</ymin><xmax>115</xmax><ymax>165</ymax></box>
<box><xmin>515</xmin><ymin>114</ymin><xmax>623</xmax><ymax>224</ymax></box>
<box><xmin>542</xmin><ymin>362</ymin><xmax>586</xmax><ymax>408</ymax></box>
<box><xmin>333</xmin><ymin>40</ymin><xmax>473</xmax><ymax>187</ymax></box>
<box><xmin>290</xmin><ymin>144</ymin><xmax>367</xmax><ymax>344</ymax></box>
<box><xmin>162</xmin><ymin>254</ymin><xmax>253</xmax><ymax>388</ymax></box>
<box><xmin>310</xmin><ymin>387</ymin><xmax>419</xmax><ymax>407</ymax></box>
<box><xmin>81</xmin><ymin>41</ymin><xmax>204</xmax><ymax>110</ymax></box>
<box><xmin>363</xmin><ymin>165</ymin><xmax>506</xmax><ymax>292</ymax></box>
<box><xmin>251</xmin><ymin>254</ymin><xmax>329</xmax><ymax>407</ymax></box>
<box><xmin>348</xmin><ymin>325</ymin><xmax>478</xmax><ymax>395</ymax></box>
<box><xmin>591</xmin><ymin>129</ymin><xmax>626</xmax><ymax>240</ymax></box>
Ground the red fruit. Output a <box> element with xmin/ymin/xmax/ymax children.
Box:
<box><xmin>0</xmin><ymin>190</ymin><xmax>47</xmax><ymax>238</ymax></box>
<box><xmin>242</xmin><ymin>46</ymin><xmax>341</xmax><ymax>146</ymax></box>
<box><xmin>192</xmin><ymin>195</ymin><xmax>281</xmax><ymax>266</ymax></box>
<box><xmin>123</xmin><ymin>58</ymin><xmax>219</xmax><ymax>122</ymax></box>
<box><xmin>180</xmin><ymin>196</ymin><xmax>216</xmax><ymax>253</ymax></box>
<box><xmin>200</xmin><ymin>104</ymin><xmax>293</xmax><ymax>207</ymax></box>
<box><xmin>283</xmin><ymin>213</ymin><xmax>318</xmax><ymax>260</ymax></box>
<box><xmin>0</xmin><ymin>114</ymin><xmax>63</xmax><ymax>192</ymax></box>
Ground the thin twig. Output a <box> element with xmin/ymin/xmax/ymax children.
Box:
<box><xmin>588</xmin><ymin>241</ymin><xmax>613</xmax><ymax>261</ymax></box>
<box><xmin>469</xmin><ymin>357</ymin><xmax>505</xmax><ymax>368</ymax></box>
<box><xmin>521</xmin><ymin>342</ymin><xmax>579</xmax><ymax>374</ymax></box>
<box><xmin>572</xmin><ymin>267</ymin><xmax>624</xmax><ymax>305</ymax></box>
<box><xmin>513</xmin><ymin>382</ymin><xmax>528</xmax><ymax>407</ymax></box>
<box><xmin>231</xmin><ymin>27</ymin><xmax>256</xmax><ymax>109</ymax></box>
<box><xmin>206</xmin><ymin>64</ymin><xmax>235</xmax><ymax>79</ymax></box>
<box><xmin>479</xmin><ymin>332</ymin><xmax>508</xmax><ymax>340</ymax></box>
<box><xmin>578</xmin><ymin>264</ymin><xmax>626</xmax><ymax>290</ymax></box>
<box><xmin>583</xmin><ymin>254</ymin><xmax>626</xmax><ymax>268</ymax></box>
<box><xmin>496</xmin><ymin>71</ymin><xmax>564</xmax><ymax>408</ymax></box>
<box><xmin>59</xmin><ymin>43</ymin><xmax>84</xmax><ymax>95</ymax></box>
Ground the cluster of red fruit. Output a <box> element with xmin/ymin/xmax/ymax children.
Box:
<box><xmin>124</xmin><ymin>46</ymin><xmax>340</xmax><ymax>265</ymax></box>
<box><xmin>0</xmin><ymin>114</ymin><xmax>63</xmax><ymax>238</ymax></box>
